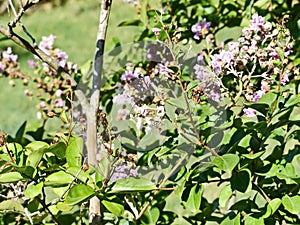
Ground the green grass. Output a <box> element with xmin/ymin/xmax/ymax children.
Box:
<box><xmin>0</xmin><ymin>0</ymin><xmax>142</xmax><ymax>135</ymax></box>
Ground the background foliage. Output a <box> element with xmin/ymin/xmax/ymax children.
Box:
<box><xmin>0</xmin><ymin>0</ymin><xmax>300</xmax><ymax>224</ymax></box>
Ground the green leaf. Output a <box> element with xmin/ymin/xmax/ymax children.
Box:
<box><xmin>186</xmin><ymin>80</ymin><xmax>199</xmax><ymax>92</ymax></box>
<box><xmin>47</xmin><ymin>142</ymin><xmax>66</xmax><ymax>159</ymax></box>
<box><xmin>282</xmin><ymin>195</ymin><xmax>300</xmax><ymax>216</ymax></box>
<box><xmin>24</xmin><ymin>182</ymin><xmax>43</xmax><ymax>198</ymax></box>
<box><xmin>230</xmin><ymin>169</ymin><xmax>251</xmax><ymax>193</ymax></box>
<box><xmin>16</xmin><ymin>166</ymin><xmax>36</xmax><ymax>179</ymax></box>
<box><xmin>213</xmin><ymin>154</ymin><xmax>239</xmax><ymax>173</ymax></box>
<box><xmin>185</xmin><ymin>183</ymin><xmax>203</xmax><ymax>212</ymax></box>
<box><xmin>118</xmin><ymin>19</ymin><xmax>143</xmax><ymax>27</ymax></box>
<box><xmin>15</xmin><ymin>121</ymin><xmax>26</xmax><ymax>143</ymax></box>
<box><xmin>141</xmin><ymin>207</ymin><xmax>160</xmax><ymax>225</ymax></box>
<box><xmin>263</xmin><ymin>198</ymin><xmax>281</xmax><ymax>218</ymax></box>
<box><xmin>242</xmin><ymin>151</ymin><xmax>265</xmax><ymax>159</ymax></box>
<box><xmin>110</xmin><ymin>177</ymin><xmax>156</xmax><ymax>193</ymax></box>
<box><xmin>244</xmin><ymin>216</ymin><xmax>264</xmax><ymax>225</ymax></box>
<box><xmin>66</xmin><ymin>136</ymin><xmax>83</xmax><ymax>167</ymax></box>
<box><xmin>26</xmin><ymin>141</ymin><xmax>49</xmax><ymax>167</ymax></box>
<box><xmin>0</xmin><ymin>171</ymin><xmax>24</xmax><ymax>183</ymax></box>
<box><xmin>65</xmin><ymin>184</ymin><xmax>95</xmax><ymax>205</ymax></box>
<box><xmin>59</xmin><ymin>110</ymin><xmax>69</xmax><ymax>123</ymax></box>
<box><xmin>259</xmin><ymin>91</ymin><xmax>277</xmax><ymax>105</ymax></box>
<box><xmin>219</xmin><ymin>184</ymin><xmax>233</xmax><ymax>208</ymax></box>
<box><xmin>102</xmin><ymin>197</ymin><xmax>124</xmax><ymax>216</ymax></box>
<box><xmin>44</xmin><ymin>171</ymin><xmax>74</xmax><ymax>187</ymax></box>
<box><xmin>220</xmin><ymin>213</ymin><xmax>240</xmax><ymax>225</ymax></box>
<box><xmin>56</xmin><ymin>202</ymin><xmax>74</xmax><ymax>211</ymax></box>
<box><xmin>0</xmin><ymin>200</ymin><xmax>24</xmax><ymax>212</ymax></box>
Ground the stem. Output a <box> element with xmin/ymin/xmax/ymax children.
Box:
<box><xmin>88</xmin><ymin>0</ymin><xmax>112</xmax><ymax>224</ymax></box>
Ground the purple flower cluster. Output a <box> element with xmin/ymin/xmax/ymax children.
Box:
<box><xmin>191</xmin><ymin>19</ymin><xmax>211</xmax><ymax>40</ymax></box>
<box><xmin>110</xmin><ymin>162</ymin><xmax>138</xmax><ymax>182</ymax></box>
<box><xmin>32</xmin><ymin>34</ymin><xmax>71</xmax><ymax>75</ymax></box>
<box><xmin>193</xmin><ymin>55</ymin><xmax>222</xmax><ymax>102</ymax></box>
<box><xmin>243</xmin><ymin>108</ymin><xmax>256</xmax><ymax>118</ymax></box>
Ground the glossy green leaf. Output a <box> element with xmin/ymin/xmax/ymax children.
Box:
<box><xmin>44</xmin><ymin>171</ymin><xmax>74</xmax><ymax>187</ymax></box>
<box><xmin>56</xmin><ymin>202</ymin><xmax>74</xmax><ymax>211</ymax></box>
<box><xmin>0</xmin><ymin>171</ymin><xmax>24</xmax><ymax>183</ymax></box>
<box><xmin>244</xmin><ymin>216</ymin><xmax>264</xmax><ymax>225</ymax></box>
<box><xmin>242</xmin><ymin>151</ymin><xmax>265</xmax><ymax>159</ymax></box>
<box><xmin>219</xmin><ymin>184</ymin><xmax>233</xmax><ymax>208</ymax></box>
<box><xmin>102</xmin><ymin>197</ymin><xmax>124</xmax><ymax>217</ymax></box>
<box><xmin>220</xmin><ymin>213</ymin><xmax>240</xmax><ymax>225</ymax></box>
<box><xmin>230</xmin><ymin>169</ymin><xmax>251</xmax><ymax>193</ymax></box>
<box><xmin>66</xmin><ymin>136</ymin><xmax>83</xmax><ymax>167</ymax></box>
<box><xmin>47</xmin><ymin>142</ymin><xmax>66</xmax><ymax>159</ymax></box>
<box><xmin>263</xmin><ymin>198</ymin><xmax>281</xmax><ymax>218</ymax></box>
<box><xmin>110</xmin><ymin>177</ymin><xmax>156</xmax><ymax>193</ymax></box>
<box><xmin>118</xmin><ymin>19</ymin><xmax>143</xmax><ymax>27</ymax></box>
<box><xmin>24</xmin><ymin>182</ymin><xmax>43</xmax><ymax>198</ymax></box>
<box><xmin>213</xmin><ymin>154</ymin><xmax>239</xmax><ymax>173</ymax></box>
<box><xmin>282</xmin><ymin>195</ymin><xmax>300</xmax><ymax>216</ymax></box>
<box><xmin>0</xmin><ymin>200</ymin><xmax>24</xmax><ymax>212</ymax></box>
<box><xmin>141</xmin><ymin>207</ymin><xmax>160</xmax><ymax>225</ymax></box>
<box><xmin>26</xmin><ymin>141</ymin><xmax>49</xmax><ymax>167</ymax></box>
<box><xmin>65</xmin><ymin>184</ymin><xmax>95</xmax><ymax>205</ymax></box>
<box><xmin>185</xmin><ymin>183</ymin><xmax>203</xmax><ymax>212</ymax></box>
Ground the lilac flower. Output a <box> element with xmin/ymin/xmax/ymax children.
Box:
<box><xmin>55</xmin><ymin>98</ymin><xmax>64</xmax><ymax>108</ymax></box>
<box><xmin>210</xmin><ymin>50</ymin><xmax>233</xmax><ymax>75</ymax></box>
<box><xmin>269</xmin><ymin>50</ymin><xmax>279</xmax><ymax>59</ymax></box>
<box><xmin>55</xmin><ymin>89</ymin><xmax>63</xmax><ymax>97</ymax></box>
<box><xmin>3</xmin><ymin>47</ymin><xmax>18</xmax><ymax>62</ymax></box>
<box><xmin>28</xmin><ymin>59</ymin><xmax>36</xmax><ymax>68</ymax></box>
<box><xmin>281</xmin><ymin>70</ymin><xmax>290</xmax><ymax>85</ymax></box>
<box><xmin>154</xmin><ymin>62</ymin><xmax>174</xmax><ymax>76</ymax></box>
<box><xmin>194</xmin><ymin>64</ymin><xmax>209</xmax><ymax>80</ymax></box>
<box><xmin>191</xmin><ymin>19</ymin><xmax>211</xmax><ymax>40</ymax></box>
<box><xmin>152</xmin><ymin>28</ymin><xmax>161</xmax><ymax>37</ymax></box>
<box><xmin>120</xmin><ymin>70</ymin><xmax>138</xmax><ymax>81</ymax></box>
<box><xmin>243</xmin><ymin>108</ymin><xmax>256</xmax><ymax>118</ymax></box>
<box><xmin>197</xmin><ymin>53</ymin><xmax>206</xmax><ymax>65</ymax></box>
<box><xmin>39</xmin><ymin>34</ymin><xmax>56</xmax><ymax>52</ymax></box>
<box><xmin>210</xmin><ymin>88</ymin><xmax>221</xmax><ymax>102</ymax></box>
<box><xmin>110</xmin><ymin>163</ymin><xmax>138</xmax><ymax>182</ymax></box>
<box><xmin>252</xmin><ymin>90</ymin><xmax>265</xmax><ymax>103</ymax></box>
<box><xmin>39</xmin><ymin>101</ymin><xmax>47</xmax><ymax>109</ymax></box>
<box><xmin>0</xmin><ymin>62</ymin><xmax>4</xmax><ymax>70</ymax></box>
<box><xmin>250</xmin><ymin>14</ymin><xmax>265</xmax><ymax>31</ymax></box>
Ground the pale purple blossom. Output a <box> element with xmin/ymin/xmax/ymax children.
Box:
<box><xmin>281</xmin><ymin>70</ymin><xmax>290</xmax><ymax>85</ymax></box>
<box><xmin>28</xmin><ymin>59</ymin><xmax>36</xmax><ymax>68</ymax></box>
<box><xmin>154</xmin><ymin>62</ymin><xmax>174</xmax><ymax>76</ymax></box>
<box><xmin>243</xmin><ymin>108</ymin><xmax>256</xmax><ymax>118</ymax></box>
<box><xmin>55</xmin><ymin>49</ymin><xmax>68</xmax><ymax>67</ymax></box>
<box><xmin>250</xmin><ymin>14</ymin><xmax>265</xmax><ymax>31</ymax></box>
<box><xmin>253</xmin><ymin>90</ymin><xmax>265</xmax><ymax>103</ymax></box>
<box><xmin>191</xmin><ymin>19</ymin><xmax>211</xmax><ymax>40</ymax></box>
<box><xmin>55</xmin><ymin>89</ymin><xmax>63</xmax><ymax>97</ymax></box>
<box><xmin>210</xmin><ymin>88</ymin><xmax>221</xmax><ymax>102</ymax></box>
<box><xmin>55</xmin><ymin>98</ymin><xmax>64</xmax><ymax>108</ymax></box>
<box><xmin>269</xmin><ymin>50</ymin><xmax>279</xmax><ymax>59</ymax></box>
<box><xmin>194</xmin><ymin>64</ymin><xmax>209</xmax><ymax>80</ymax></box>
<box><xmin>110</xmin><ymin>163</ymin><xmax>138</xmax><ymax>182</ymax></box>
<box><xmin>210</xmin><ymin>50</ymin><xmax>233</xmax><ymax>75</ymax></box>
<box><xmin>197</xmin><ymin>53</ymin><xmax>206</xmax><ymax>65</ymax></box>
<box><xmin>39</xmin><ymin>101</ymin><xmax>47</xmax><ymax>109</ymax></box>
<box><xmin>39</xmin><ymin>34</ymin><xmax>56</xmax><ymax>52</ymax></box>
<box><xmin>120</xmin><ymin>70</ymin><xmax>139</xmax><ymax>81</ymax></box>
<box><xmin>3</xmin><ymin>47</ymin><xmax>18</xmax><ymax>62</ymax></box>
<box><xmin>0</xmin><ymin>62</ymin><xmax>4</xmax><ymax>70</ymax></box>
<box><xmin>152</xmin><ymin>28</ymin><xmax>161</xmax><ymax>37</ymax></box>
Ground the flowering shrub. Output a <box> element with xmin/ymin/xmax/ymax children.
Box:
<box><xmin>0</xmin><ymin>0</ymin><xmax>300</xmax><ymax>224</ymax></box>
